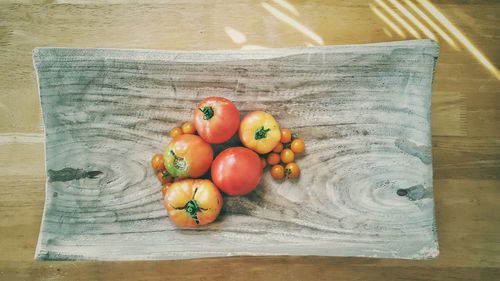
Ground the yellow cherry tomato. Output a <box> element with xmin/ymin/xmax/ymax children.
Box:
<box><xmin>290</xmin><ymin>138</ymin><xmax>305</xmax><ymax>154</ymax></box>
<box><xmin>170</xmin><ymin>127</ymin><xmax>183</xmax><ymax>138</ymax></box>
<box><xmin>285</xmin><ymin>162</ymin><xmax>300</xmax><ymax>179</ymax></box>
<box><xmin>267</xmin><ymin>153</ymin><xmax>281</xmax><ymax>165</ymax></box>
<box><xmin>280</xmin><ymin>128</ymin><xmax>292</xmax><ymax>143</ymax></box>
<box><xmin>280</xmin><ymin>148</ymin><xmax>295</xmax><ymax>164</ymax></box>
<box><xmin>272</xmin><ymin>143</ymin><xmax>284</xmax><ymax>153</ymax></box>
<box><xmin>239</xmin><ymin>111</ymin><xmax>281</xmax><ymax>154</ymax></box>
<box><xmin>270</xmin><ymin>165</ymin><xmax>285</xmax><ymax>180</ymax></box>
<box><xmin>181</xmin><ymin>122</ymin><xmax>196</xmax><ymax>134</ymax></box>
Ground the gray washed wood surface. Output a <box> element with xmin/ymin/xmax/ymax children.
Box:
<box><xmin>33</xmin><ymin>40</ymin><xmax>439</xmax><ymax>260</ymax></box>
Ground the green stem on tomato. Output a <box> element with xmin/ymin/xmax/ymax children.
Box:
<box><xmin>254</xmin><ymin>126</ymin><xmax>271</xmax><ymax>140</ymax></box>
<box><xmin>198</xmin><ymin>106</ymin><xmax>214</xmax><ymax>120</ymax></box>
<box><xmin>184</xmin><ymin>199</ymin><xmax>201</xmax><ymax>224</ymax></box>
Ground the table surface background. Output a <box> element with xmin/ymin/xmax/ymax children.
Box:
<box><xmin>0</xmin><ymin>0</ymin><xmax>498</xmax><ymax>280</ymax></box>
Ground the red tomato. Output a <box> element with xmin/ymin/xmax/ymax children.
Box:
<box><xmin>194</xmin><ymin>97</ymin><xmax>240</xmax><ymax>144</ymax></box>
<box><xmin>164</xmin><ymin>134</ymin><xmax>213</xmax><ymax>179</ymax></box>
<box><xmin>211</xmin><ymin>147</ymin><xmax>262</xmax><ymax>196</ymax></box>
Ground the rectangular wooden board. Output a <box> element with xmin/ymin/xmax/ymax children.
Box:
<box><xmin>34</xmin><ymin>40</ymin><xmax>439</xmax><ymax>260</ymax></box>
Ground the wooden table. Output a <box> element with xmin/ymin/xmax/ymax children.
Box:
<box><xmin>0</xmin><ymin>0</ymin><xmax>498</xmax><ymax>280</ymax></box>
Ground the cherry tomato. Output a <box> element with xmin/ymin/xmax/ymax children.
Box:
<box><xmin>291</xmin><ymin>138</ymin><xmax>305</xmax><ymax>154</ymax></box>
<box><xmin>194</xmin><ymin>97</ymin><xmax>240</xmax><ymax>144</ymax></box>
<box><xmin>164</xmin><ymin>134</ymin><xmax>213</xmax><ymax>179</ymax></box>
<box><xmin>280</xmin><ymin>128</ymin><xmax>292</xmax><ymax>143</ymax></box>
<box><xmin>267</xmin><ymin>153</ymin><xmax>281</xmax><ymax>165</ymax></box>
<box><xmin>270</xmin><ymin>165</ymin><xmax>285</xmax><ymax>180</ymax></box>
<box><xmin>239</xmin><ymin>111</ymin><xmax>281</xmax><ymax>154</ymax></box>
<box><xmin>164</xmin><ymin>179</ymin><xmax>223</xmax><ymax>227</ymax></box>
<box><xmin>170</xmin><ymin>127</ymin><xmax>183</xmax><ymax>138</ymax></box>
<box><xmin>161</xmin><ymin>183</ymin><xmax>171</xmax><ymax>197</ymax></box>
<box><xmin>211</xmin><ymin>147</ymin><xmax>263</xmax><ymax>196</ymax></box>
<box><xmin>272</xmin><ymin>143</ymin><xmax>283</xmax><ymax>153</ymax></box>
<box><xmin>261</xmin><ymin>158</ymin><xmax>267</xmax><ymax>169</ymax></box>
<box><xmin>157</xmin><ymin>171</ymin><xmax>173</xmax><ymax>184</ymax></box>
<box><xmin>181</xmin><ymin>122</ymin><xmax>196</xmax><ymax>134</ymax></box>
<box><xmin>280</xmin><ymin>148</ymin><xmax>295</xmax><ymax>164</ymax></box>
<box><xmin>151</xmin><ymin>154</ymin><xmax>165</xmax><ymax>171</ymax></box>
<box><xmin>285</xmin><ymin>162</ymin><xmax>300</xmax><ymax>179</ymax></box>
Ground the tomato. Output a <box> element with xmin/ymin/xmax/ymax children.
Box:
<box><xmin>280</xmin><ymin>128</ymin><xmax>292</xmax><ymax>143</ymax></box>
<box><xmin>261</xmin><ymin>158</ymin><xmax>267</xmax><ymax>169</ymax></box>
<box><xmin>181</xmin><ymin>122</ymin><xmax>196</xmax><ymax>134</ymax></box>
<box><xmin>280</xmin><ymin>148</ymin><xmax>295</xmax><ymax>164</ymax></box>
<box><xmin>161</xmin><ymin>183</ymin><xmax>171</xmax><ymax>197</ymax></box>
<box><xmin>285</xmin><ymin>162</ymin><xmax>300</xmax><ymax>179</ymax></box>
<box><xmin>239</xmin><ymin>111</ymin><xmax>281</xmax><ymax>154</ymax></box>
<box><xmin>164</xmin><ymin>179</ymin><xmax>223</xmax><ymax>227</ymax></box>
<box><xmin>270</xmin><ymin>165</ymin><xmax>285</xmax><ymax>180</ymax></box>
<box><xmin>211</xmin><ymin>147</ymin><xmax>262</xmax><ymax>196</ymax></box>
<box><xmin>151</xmin><ymin>154</ymin><xmax>165</xmax><ymax>171</ymax></box>
<box><xmin>164</xmin><ymin>134</ymin><xmax>213</xmax><ymax>179</ymax></box>
<box><xmin>272</xmin><ymin>143</ymin><xmax>283</xmax><ymax>153</ymax></box>
<box><xmin>170</xmin><ymin>127</ymin><xmax>183</xmax><ymax>138</ymax></box>
<box><xmin>291</xmin><ymin>138</ymin><xmax>305</xmax><ymax>154</ymax></box>
<box><xmin>194</xmin><ymin>97</ymin><xmax>240</xmax><ymax>144</ymax></box>
<box><xmin>267</xmin><ymin>153</ymin><xmax>280</xmax><ymax>165</ymax></box>
<box><xmin>157</xmin><ymin>171</ymin><xmax>173</xmax><ymax>184</ymax></box>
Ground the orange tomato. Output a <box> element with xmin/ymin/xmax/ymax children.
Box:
<box><xmin>151</xmin><ymin>154</ymin><xmax>165</xmax><ymax>171</ymax></box>
<box><xmin>267</xmin><ymin>153</ymin><xmax>281</xmax><ymax>165</ymax></box>
<box><xmin>181</xmin><ymin>122</ymin><xmax>196</xmax><ymax>134</ymax></box>
<box><xmin>272</xmin><ymin>142</ymin><xmax>284</xmax><ymax>153</ymax></box>
<box><xmin>270</xmin><ymin>165</ymin><xmax>285</xmax><ymax>180</ymax></box>
<box><xmin>161</xmin><ymin>183</ymin><xmax>171</xmax><ymax>197</ymax></box>
<box><xmin>157</xmin><ymin>171</ymin><xmax>173</xmax><ymax>185</ymax></box>
<box><xmin>280</xmin><ymin>128</ymin><xmax>292</xmax><ymax>143</ymax></box>
<box><xmin>164</xmin><ymin>179</ymin><xmax>223</xmax><ymax>227</ymax></box>
<box><xmin>164</xmin><ymin>134</ymin><xmax>213</xmax><ymax>179</ymax></box>
<box><xmin>280</xmin><ymin>148</ymin><xmax>295</xmax><ymax>164</ymax></box>
<box><xmin>291</xmin><ymin>138</ymin><xmax>305</xmax><ymax>154</ymax></box>
<box><xmin>285</xmin><ymin>162</ymin><xmax>300</xmax><ymax>179</ymax></box>
<box><xmin>170</xmin><ymin>127</ymin><xmax>183</xmax><ymax>138</ymax></box>
<box><xmin>239</xmin><ymin>111</ymin><xmax>281</xmax><ymax>154</ymax></box>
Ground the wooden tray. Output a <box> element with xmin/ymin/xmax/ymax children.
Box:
<box><xmin>34</xmin><ymin>40</ymin><xmax>439</xmax><ymax>260</ymax></box>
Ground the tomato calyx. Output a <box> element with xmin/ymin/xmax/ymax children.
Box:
<box><xmin>161</xmin><ymin>170</ymin><xmax>170</xmax><ymax>179</ymax></box>
<box><xmin>170</xmin><ymin>150</ymin><xmax>187</xmax><ymax>171</ymax></box>
<box><xmin>254</xmin><ymin>126</ymin><xmax>271</xmax><ymax>140</ymax></box>
<box><xmin>170</xmin><ymin>187</ymin><xmax>208</xmax><ymax>225</ymax></box>
<box><xmin>185</xmin><ymin>200</ymin><xmax>201</xmax><ymax>223</ymax></box>
<box><xmin>285</xmin><ymin>168</ymin><xmax>291</xmax><ymax>178</ymax></box>
<box><xmin>198</xmin><ymin>106</ymin><xmax>214</xmax><ymax>120</ymax></box>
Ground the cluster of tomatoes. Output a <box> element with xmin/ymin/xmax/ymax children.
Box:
<box><xmin>262</xmin><ymin>128</ymin><xmax>305</xmax><ymax>180</ymax></box>
<box><xmin>150</xmin><ymin>97</ymin><xmax>305</xmax><ymax>228</ymax></box>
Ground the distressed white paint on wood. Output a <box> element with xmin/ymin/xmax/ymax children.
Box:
<box><xmin>33</xmin><ymin>40</ymin><xmax>439</xmax><ymax>260</ymax></box>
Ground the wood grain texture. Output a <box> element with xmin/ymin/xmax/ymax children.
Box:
<box><xmin>1</xmin><ymin>0</ymin><xmax>499</xmax><ymax>279</ymax></box>
<box><xmin>33</xmin><ymin>40</ymin><xmax>438</xmax><ymax>260</ymax></box>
